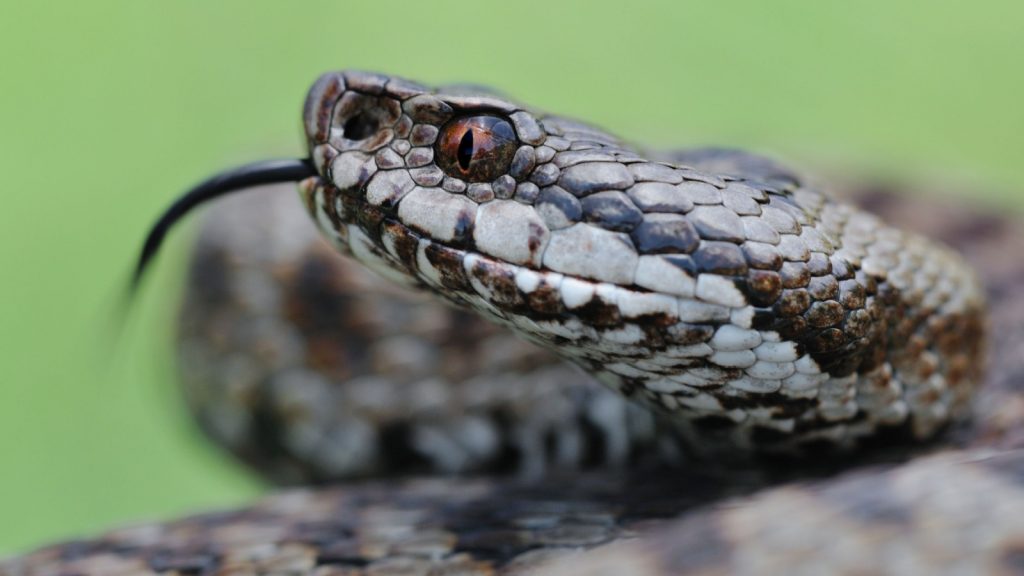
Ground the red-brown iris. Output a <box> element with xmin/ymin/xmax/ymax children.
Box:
<box><xmin>435</xmin><ymin>116</ymin><xmax>517</xmax><ymax>182</ymax></box>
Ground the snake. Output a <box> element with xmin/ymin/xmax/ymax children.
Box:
<box><xmin>5</xmin><ymin>71</ymin><xmax>1017</xmax><ymax>575</ymax></box>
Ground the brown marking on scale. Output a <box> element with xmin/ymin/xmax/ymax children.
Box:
<box><xmin>807</xmin><ymin>301</ymin><xmax>845</xmax><ymax>329</ymax></box>
<box><xmin>780</xmin><ymin>261</ymin><xmax>811</xmax><ymax>289</ymax></box>
<box><xmin>751</xmin><ymin>309</ymin><xmax>777</xmax><ymax>331</ymax></box>
<box><xmin>806</xmin><ymin>327</ymin><xmax>848</xmax><ymax>356</ymax></box>
<box><xmin>380</xmin><ymin>219</ymin><xmax>421</xmax><ymax>274</ymax></box>
<box><xmin>354</xmin><ymin>201</ymin><xmax>388</xmax><ymax>243</ymax></box>
<box><xmin>408</xmin><ymin>124</ymin><xmax>436</xmax><ymax>146</ymax></box>
<box><xmin>304</xmin><ymin>74</ymin><xmax>344</xmax><ymax>144</ymax></box>
<box><xmin>634</xmin><ymin>323</ymin><xmax>669</xmax><ymax>351</ymax></box>
<box><xmin>827</xmin><ymin>342</ymin><xmax>871</xmax><ymax>377</ymax></box>
<box><xmin>774</xmin><ymin>316</ymin><xmax>809</xmax><ymax>342</ymax></box>
<box><xmin>807</xmin><ymin>252</ymin><xmax>832</xmax><ymax>276</ymax></box>
<box><xmin>839</xmin><ymin>279</ymin><xmax>868</xmax><ymax>309</ymax></box>
<box><xmin>775</xmin><ymin>289</ymin><xmax>812</xmax><ymax>317</ymax></box>
<box><xmin>856</xmin><ymin>269</ymin><xmax>880</xmax><ymax>296</ymax></box>
<box><xmin>336</xmin><ymin>187</ymin><xmax>363</xmax><ymax>226</ymax></box>
<box><xmin>940</xmin><ymin>313</ymin><xmax>986</xmax><ymax>385</ymax></box>
<box><xmin>739</xmin><ymin>270</ymin><xmax>783</xmax><ymax>308</ymax></box>
<box><xmin>742</xmin><ymin>243</ymin><xmax>784</xmax><ymax>271</ymax></box>
<box><xmin>451</xmin><ymin>208</ymin><xmax>476</xmax><ymax>248</ymax></box>
<box><xmin>808</xmin><ymin>276</ymin><xmax>840</xmax><ymax>300</ymax></box>
<box><xmin>394</xmin><ymin>115</ymin><xmax>414</xmax><ymax>139</ymax></box>
<box><xmin>633</xmin><ymin>309</ymin><xmax>685</xmax><ymax>331</ymax></box>
<box><xmin>316</xmin><ymin>145</ymin><xmax>339</xmax><ymax>174</ymax></box>
<box><xmin>781</xmin><ymin>268</ymin><xmax>888</xmax><ymax>374</ymax></box>
<box><xmin>526</xmin><ymin>220</ymin><xmax>548</xmax><ymax>261</ymax></box>
<box><xmin>571</xmin><ymin>293</ymin><xmax>624</xmax><ymax>329</ymax></box>
<box><xmin>523</xmin><ymin>275</ymin><xmax>565</xmax><ymax>316</ymax></box>
<box><xmin>321</xmin><ymin>185</ymin><xmax>351</xmax><ymax>232</ymax></box>
<box><xmin>467</xmin><ymin>258</ymin><xmax>525</xmax><ymax>309</ymax></box>
<box><xmin>845</xmin><ymin>308</ymin><xmax>873</xmax><ymax>338</ymax></box>
<box><xmin>830</xmin><ymin>256</ymin><xmax>856</xmax><ymax>280</ymax></box>
<box><xmin>424</xmin><ymin>242</ymin><xmax>473</xmax><ymax>293</ymax></box>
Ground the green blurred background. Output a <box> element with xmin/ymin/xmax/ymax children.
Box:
<box><xmin>1</xmin><ymin>0</ymin><xmax>1022</xmax><ymax>555</ymax></box>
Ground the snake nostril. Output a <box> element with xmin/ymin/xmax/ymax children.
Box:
<box><xmin>342</xmin><ymin>113</ymin><xmax>378</xmax><ymax>141</ymax></box>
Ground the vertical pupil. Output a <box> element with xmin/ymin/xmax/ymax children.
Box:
<box><xmin>457</xmin><ymin>129</ymin><xmax>474</xmax><ymax>171</ymax></box>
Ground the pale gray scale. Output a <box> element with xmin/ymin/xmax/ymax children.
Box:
<box><xmin>509</xmin><ymin>145</ymin><xmax>537</xmax><ymax>180</ymax></box>
<box><xmin>410</xmin><ymin>166</ymin><xmax>444</xmax><ymax>187</ymax></box>
<box><xmin>535</xmin><ymin>144</ymin><xmax>556</xmax><ymax>164</ymax></box>
<box><xmin>514</xmin><ymin>181</ymin><xmax>540</xmax><ymax>203</ymax></box>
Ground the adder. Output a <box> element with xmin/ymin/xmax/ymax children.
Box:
<box><xmin>4</xmin><ymin>71</ymin><xmax>1020</xmax><ymax>576</ymax></box>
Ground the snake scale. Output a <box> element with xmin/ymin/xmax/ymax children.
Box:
<box><xmin>5</xmin><ymin>71</ymin><xmax>1020</xmax><ymax>575</ymax></box>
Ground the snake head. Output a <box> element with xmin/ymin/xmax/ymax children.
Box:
<box><xmin>134</xmin><ymin>69</ymin><xmax>984</xmax><ymax>454</ymax></box>
<box><xmin>301</xmin><ymin>70</ymin><xmax>559</xmax><ymax>265</ymax></box>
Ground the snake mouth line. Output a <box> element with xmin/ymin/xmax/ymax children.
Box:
<box><xmin>132</xmin><ymin>157</ymin><xmax>317</xmax><ymax>290</ymax></box>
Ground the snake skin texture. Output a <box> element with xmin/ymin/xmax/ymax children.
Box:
<box><xmin>297</xmin><ymin>71</ymin><xmax>986</xmax><ymax>454</ymax></box>
<box><xmin>2</xmin><ymin>72</ymin><xmax>1011</xmax><ymax>574</ymax></box>
<box><xmin>4</xmin><ymin>186</ymin><xmax>1023</xmax><ymax>574</ymax></box>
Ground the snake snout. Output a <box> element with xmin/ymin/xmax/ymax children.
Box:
<box><xmin>303</xmin><ymin>71</ymin><xmax>435</xmax><ymax>190</ymax></box>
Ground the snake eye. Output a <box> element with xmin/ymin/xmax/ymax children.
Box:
<box><xmin>436</xmin><ymin>116</ymin><xmax>518</xmax><ymax>182</ymax></box>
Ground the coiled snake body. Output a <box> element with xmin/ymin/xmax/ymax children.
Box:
<box><xmin>4</xmin><ymin>72</ymin><xmax>1016</xmax><ymax>575</ymax></box>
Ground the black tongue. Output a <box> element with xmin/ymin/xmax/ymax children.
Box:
<box><xmin>131</xmin><ymin>157</ymin><xmax>316</xmax><ymax>291</ymax></box>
